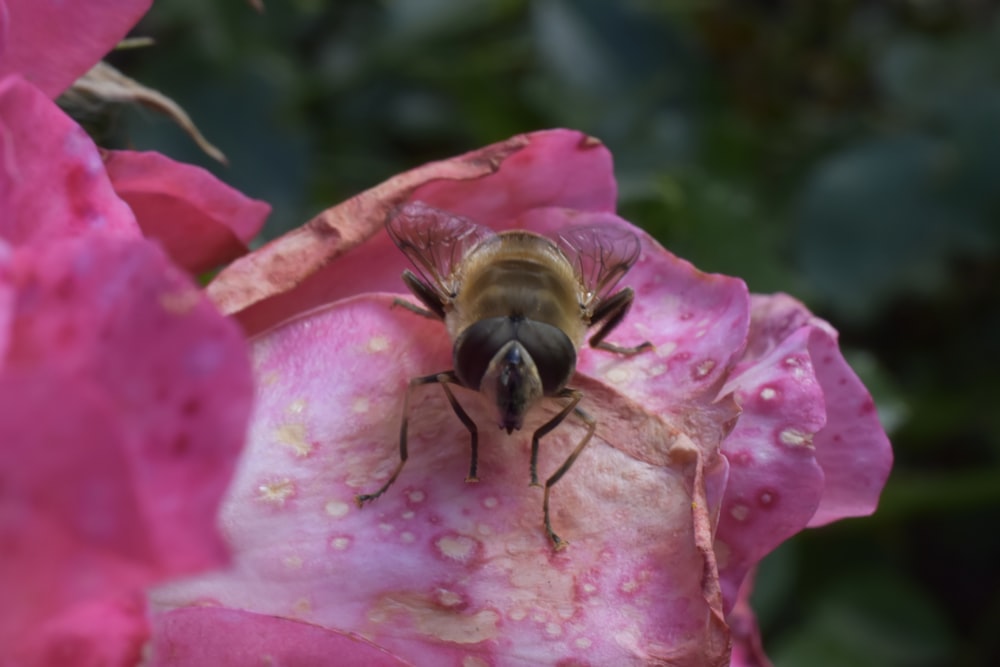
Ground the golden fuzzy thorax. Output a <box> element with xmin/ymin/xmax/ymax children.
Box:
<box><xmin>446</xmin><ymin>231</ymin><xmax>586</xmax><ymax>347</ymax></box>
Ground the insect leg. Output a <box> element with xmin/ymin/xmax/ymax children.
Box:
<box><xmin>543</xmin><ymin>401</ymin><xmax>596</xmax><ymax>551</ymax></box>
<box><xmin>587</xmin><ymin>287</ymin><xmax>653</xmax><ymax>356</ymax></box>
<box><xmin>438</xmin><ymin>377</ymin><xmax>479</xmax><ymax>482</ymax></box>
<box><xmin>355</xmin><ymin>370</ymin><xmax>451</xmax><ymax>507</ymax></box>
<box><xmin>392</xmin><ymin>269</ymin><xmax>446</xmax><ymax>319</ymax></box>
<box><xmin>529</xmin><ymin>388</ymin><xmax>583</xmax><ymax>487</ymax></box>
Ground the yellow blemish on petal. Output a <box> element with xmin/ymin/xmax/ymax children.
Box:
<box><xmin>273</xmin><ymin>422</ymin><xmax>312</xmax><ymax>457</ymax></box>
<box><xmin>325</xmin><ymin>500</ymin><xmax>349</xmax><ymax>518</ymax></box>
<box><xmin>730</xmin><ymin>504</ymin><xmax>750</xmax><ymax>522</ymax></box>
<box><xmin>292</xmin><ymin>598</ymin><xmax>312</xmax><ymax>616</ymax></box>
<box><xmin>257</xmin><ymin>479</ymin><xmax>295</xmax><ymax>505</ymax></box>
<box><xmin>372</xmin><ymin>593</ymin><xmax>499</xmax><ymax>643</ymax></box>
<box><xmin>259</xmin><ymin>370</ymin><xmax>280</xmax><ymax>386</ymax></box>
<box><xmin>353</xmin><ymin>397</ymin><xmax>370</xmax><ymax>414</ymax></box>
<box><xmin>367</xmin><ymin>335</ymin><xmax>390</xmax><ymax>353</ymax></box>
<box><xmin>780</xmin><ymin>428</ymin><xmax>814</xmax><ymax>448</ymax></box>
<box><xmin>621</xmin><ymin>580</ymin><xmax>638</xmax><ymax>594</ymax></box>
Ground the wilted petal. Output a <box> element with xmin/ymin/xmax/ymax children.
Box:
<box><xmin>410</xmin><ymin>128</ymin><xmax>616</xmax><ymax>223</ymax></box>
<box><xmin>152</xmin><ymin>296</ymin><xmax>730</xmax><ymax>666</ymax></box>
<box><xmin>0</xmin><ymin>75</ymin><xmax>138</xmax><ymax>244</ymax></box>
<box><xmin>207</xmin><ymin>130</ymin><xmax>616</xmax><ymax>336</ymax></box>
<box><xmin>0</xmin><ymin>0</ymin><xmax>152</xmax><ymax>98</ymax></box>
<box><xmin>103</xmin><ymin>150</ymin><xmax>271</xmax><ymax>274</ymax></box>
<box><xmin>1</xmin><ymin>235</ymin><xmax>254</xmax><ymax>659</ymax></box>
<box><xmin>149</xmin><ymin>607</ymin><xmax>409</xmax><ymax>667</ymax></box>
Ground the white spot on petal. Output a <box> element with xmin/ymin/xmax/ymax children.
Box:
<box><xmin>760</xmin><ymin>387</ymin><xmax>777</xmax><ymax>400</ymax></box>
<box><xmin>367</xmin><ymin>335</ymin><xmax>390</xmax><ymax>353</ymax></box>
<box><xmin>730</xmin><ymin>504</ymin><xmax>750</xmax><ymax>521</ymax></box>
<box><xmin>325</xmin><ymin>500</ymin><xmax>349</xmax><ymax>518</ymax></box>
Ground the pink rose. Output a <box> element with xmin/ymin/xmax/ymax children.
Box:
<box><xmin>1</xmin><ymin>0</ymin><xmax>268</xmax><ymax>663</ymax></box>
<box><xmin>150</xmin><ymin>130</ymin><xmax>892</xmax><ymax>666</ymax></box>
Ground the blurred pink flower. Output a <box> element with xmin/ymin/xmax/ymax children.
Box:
<box><xmin>150</xmin><ymin>130</ymin><xmax>893</xmax><ymax>666</ymax></box>
<box><xmin>0</xmin><ymin>0</ymin><xmax>268</xmax><ymax>663</ymax></box>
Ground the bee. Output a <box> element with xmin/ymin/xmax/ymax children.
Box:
<box><xmin>356</xmin><ymin>202</ymin><xmax>652</xmax><ymax>550</ymax></box>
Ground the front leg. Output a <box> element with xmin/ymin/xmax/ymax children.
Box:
<box><xmin>355</xmin><ymin>370</ymin><xmax>452</xmax><ymax>507</ymax></box>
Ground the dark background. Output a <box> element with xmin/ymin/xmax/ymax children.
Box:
<box><xmin>99</xmin><ymin>2</ymin><xmax>1000</xmax><ymax>665</ymax></box>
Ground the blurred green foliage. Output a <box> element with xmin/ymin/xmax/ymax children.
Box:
<box><xmin>100</xmin><ymin>1</ymin><xmax>1000</xmax><ymax>665</ymax></box>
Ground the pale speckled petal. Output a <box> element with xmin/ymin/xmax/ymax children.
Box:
<box><xmin>151</xmin><ymin>295</ymin><xmax>729</xmax><ymax>667</ymax></box>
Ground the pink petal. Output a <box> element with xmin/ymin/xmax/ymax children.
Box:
<box><xmin>713</xmin><ymin>294</ymin><xmax>892</xmax><ymax>608</ymax></box>
<box><xmin>1</xmin><ymin>235</ymin><xmax>253</xmax><ymax>657</ymax></box>
<box><xmin>714</xmin><ymin>324</ymin><xmax>826</xmax><ymax>608</ymax></box>
<box><xmin>12</xmin><ymin>595</ymin><xmax>149</xmax><ymax>667</ymax></box>
<box><xmin>741</xmin><ymin>295</ymin><xmax>892</xmax><ymax>526</ymax></box>
<box><xmin>0</xmin><ymin>0</ymin><xmax>151</xmax><ymax>98</ymax></box>
<box><xmin>0</xmin><ymin>75</ymin><xmax>138</xmax><ymax>244</ymax></box>
<box><xmin>206</xmin><ymin>130</ymin><xmax>615</xmax><ymax>336</ymax></box>
<box><xmin>152</xmin><ymin>295</ymin><xmax>730</xmax><ymax>666</ymax></box>
<box><xmin>102</xmin><ymin>150</ymin><xmax>270</xmax><ymax>274</ymax></box>
<box><xmin>149</xmin><ymin>607</ymin><xmax>410</xmax><ymax>667</ymax></box>
<box><xmin>727</xmin><ymin>574</ymin><xmax>773</xmax><ymax>667</ymax></box>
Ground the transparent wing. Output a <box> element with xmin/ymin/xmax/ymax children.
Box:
<box><xmin>386</xmin><ymin>201</ymin><xmax>496</xmax><ymax>299</ymax></box>
<box><xmin>556</xmin><ymin>223</ymin><xmax>641</xmax><ymax>307</ymax></box>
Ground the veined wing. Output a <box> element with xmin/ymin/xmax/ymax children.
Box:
<box><xmin>386</xmin><ymin>201</ymin><xmax>496</xmax><ymax>301</ymax></box>
<box><xmin>556</xmin><ymin>223</ymin><xmax>641</xmax><ymax>308</ymax></box>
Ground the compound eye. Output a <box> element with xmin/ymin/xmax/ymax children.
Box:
<box><xmin>513</xmin><ymin>320</ymin><xmax>576</xmax><ymax>395</ymax></box>
<box><xmin>453</xmin><ymin>317</ymin><xmax>515</xmax><ymax>390</ymax></box>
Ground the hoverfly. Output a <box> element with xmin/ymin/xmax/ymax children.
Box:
<box><xmin>355</xmin><ymin>202</ymin><xmax>652</xmax><ymax>550</ymax></box>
